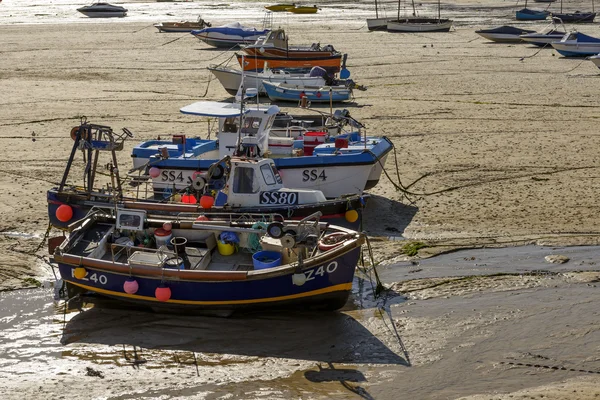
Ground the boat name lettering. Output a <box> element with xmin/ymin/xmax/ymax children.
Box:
<box><xmin>304</xmin><ymin>261</ymin><xmax>338</xmax><ymax>281</ymax></box>
<box><xmin>302</xmin><ymin>169</ymin><xmax>327</xmax><ymax>182</ymax></box>
<box><xmin>71</xmin><ymin>269</ymin><xmax>108</xmax><ymax>285</ymax></box>
<box><xmin>259</xmin><ymin>191</ymin><xmax>299</xmax><ymax>205</ymax></box>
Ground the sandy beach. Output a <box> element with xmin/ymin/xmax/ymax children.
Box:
<box><xmin>1</xmin><ymin>0</ymin><xmax>600</xmax><ymax>398</ymax></box>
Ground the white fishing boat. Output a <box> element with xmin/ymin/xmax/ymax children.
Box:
<box><xmin>191</xmin><ymin>22</ymin><xmax>270</xmax><ymax>48</ymax></box>
<box><xmin>77</xmin><ymin>2</ymin><xmax>127</xmax><ymax>18</ymax></box>
<box><xmin>208</xmin><ymin>65</ymin><xmax>327</xmax><ymax>95</ymax></box>
<box><xmin>131</xmin><ymin>100</ymin><xmax>393</xmax><ymax>199</ymax></box>
<box><xmin>386</xmin><ymin>0</ymin><xmax>453</xmax><ymax>32</ymax></box>
<box><xmin>476</xmin><ymin>25</ymin><xmax>536</xmax><ymax>42</ymax></box>
<box><xmin>367</xmin><ymin>0</ymin><xmax>391</xmax><ymax>31</ymax></box>
<box><xmin>551</xmin><ymin>31</ymin><xmax>600</xmax><ymax>56</ymax></box>
<box><xmin>154</xmin><ymin>17</ymin><xmax>211</xmax><ymax>33</ymax></box>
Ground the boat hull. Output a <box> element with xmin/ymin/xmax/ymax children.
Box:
<box><xmin>208</xmin><ymin>66</ymin><xmax>326</xmax><ymax>95</ymax></box>
<box><xmin>551</xmin><ymin>42</ymin><xmax>600</xmax><ymax>56</ymax></box>
<box><xmin>516</xmin><ymin>8</ymin><xmax>550</xmax><ymax>20</ymax></box>
<box><xmin>236</xmin><ymin>53</ymin><xmax>343</xmax><ymax>74</ymax></box>
<box><xmin>387</xmin><ymin>18</ymin><xmax>453</xmax><ymax>32</ymax></box>
<box><xmin>551</xmin><ymin>12</ymin><xmax>596</xmax><ymax>23</ymax></box>
<box><xmin>47</xmin><ymin>189</ymin><xmax>367</xmax><ymax>230</ymax></box>
<box><xmin>367</xmin><ymin>18</ymin><xmax>390</xmax><ymax>31</ymax></box>
<box><xmin>155</xmin><ymin>22</ymin><xmax>208</xmax><ymax>33</ymax></box>
<box><xmin>590</xmin><ymin>55</ymin><xmax>600</xmax><ymax>69</ymax></box>
<box><xmin>56</xmin><ymin>246</ymin><xmax>361</xmax><ymax>313</ymax></box>
<box><xmin>263</xmin><ymin>82</ymin><xmax>352</xmax><ymax>103</ymax></box>
<box><xmin>519</xmin><ymin>32</ymin><xmax>565</xmax><ymax>46</ymax></box>
<box><xmin>77</xmin><ymin>10</ymin><xmax>127</xmax><ymax>18</ymax></box>
<box><xmin>289</xmin><ymin>7</ymin><xmax>318</xmax><ymax>14</ymax></box>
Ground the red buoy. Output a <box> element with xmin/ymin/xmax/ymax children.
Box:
<box><xmin>181</xmin><ymin>194</ymin><xmax>197</xmax><ymax>204</ymax></box>
<box><xmin>155</xmin><ymin>285</ymin><xmax>171</xmax><ymax>302</ymax></box>
<box><xmin>200</xmin><ymin>195</ymin><xmax>214</xmax><ymax>209</ymax></box>
<box><xmin>56</xmin><ymin>204</ymin><xmax>73</xmax><ymax>222</ymax></box>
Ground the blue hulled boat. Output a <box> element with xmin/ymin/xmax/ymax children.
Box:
<box><xmin>53</xmin><ymin>209</ymin><xmax>365</xmax><ymax>314</ymax></box>
<box><xmin>131</xmin><ymin>101</ymin><xmax>393</xmax><ymax>199</ymax></box>
<box><xmin>516</xmin><ymin>8</ymin><xmax>550</xmax><ymax>20</ymax></box>
<box><xmin>551</xmin><ymin>31</ymin><xmax>600</xmax><ymax>56</ymax></box>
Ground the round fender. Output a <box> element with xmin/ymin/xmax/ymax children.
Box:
<box><xmin>266</xmin><ymin>222</ymin><xmax>285</xmax><ymax>239</ymax></box>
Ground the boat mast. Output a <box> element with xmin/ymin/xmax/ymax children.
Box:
<box><xmin>411</xmin><ymin>0</ymin><xmax>416</xmax><ymax>16</ymax></box>
<box><xmin>375</xmin><ymin>0</ymin><xmax>379</xmax><ymax>19</ymax></box>
<box><xmin>438</xmin><ymin>0</ymin><xmax>441</xmax><ymax>20</ymax></box>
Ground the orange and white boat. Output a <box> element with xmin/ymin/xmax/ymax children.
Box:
<box><xmin>236</xmin><ymin>52</ymin><xmax>344</xmax><ymax>73</ymax></box>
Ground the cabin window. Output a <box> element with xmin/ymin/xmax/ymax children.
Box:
<box><xmin>224</xmin><ymin>117</ymin><xmax>239</xmax><ymax>133</ymax></box>
<box><xmin>260</xmin><ymin>164</ymin><xmax>277</xmax><ymax>185</ymax></box>
<box><xmin>270</xmin><ymin>164</ymin><xmax>283</xmax><ymax>184</ymax></box>
<box><xmin>241</xmin><ymin>117</ymin><xmax>262</xmax><ymax>135</ymax></box>
<box><xmin>233</xmin><ymin>166</ymin><xmax>258</xmax><ymax>193</ymax></box>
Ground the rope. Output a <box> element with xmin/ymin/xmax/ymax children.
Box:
<box><xmin>248</xmin><ymin>222</ymin><xmax>268</xmax><ymax>253</ymax></box>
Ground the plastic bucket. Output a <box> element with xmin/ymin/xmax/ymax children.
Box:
<box><xmin>154</xmin><ymin>228</ymin><xmax>172</xmax><ymax>248</ymax></box>
<box><xmin>303</xmin><ymin>131</ymin><xmax>327</xmax><ymax>156</ymax></box>
<box><xmin>252</xmin><ymin>251</ymin><xmax>283</xmax><ymax>270</ymax></box>
<box><xmin>164</xmin><ymin>257</ymin><xmax>184</xmax><ymax>270</ymax></box>
<box><xmin>217</xmin><ymin>240</ymin><xmax>235</xmax><ymax>256</ymax></box>
<box><xmin>334</xmin><ymin>137</ymin><xmax>349</xmax><ymax>149</ymax></box>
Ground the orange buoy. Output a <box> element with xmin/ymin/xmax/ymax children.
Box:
<box><xmin>74</xmin><ymin>267</ymin><xmax>87</xmax><ymax>280</ymax></box>
<box><xmin>56</xmin><ymin>204</ymin><xmax>74</xmax><ymax>222</ymax></box>
<box><xmin>200</xmin><ymin>195</ymin><xmax>214</xmax><ymax>209</ymax></box>
<box><xmin>155</xmin><ymin>285</ymin><xmax>171</xmax><ymax>302</ymax></box>
<box><xmin>345</xmin><ymin>209</ymin><xmax>359</xmax><ymax>223</ymax></box>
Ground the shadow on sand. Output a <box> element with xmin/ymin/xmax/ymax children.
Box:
<box><xmin>60</xmin><ymin>305</ymin><xmax>408</xmax><ymax>366</ymax></box>
<box><xmin>362</xmin><ymin>194</ymin><xmax>418</xmax><ymax>237</ymax></box>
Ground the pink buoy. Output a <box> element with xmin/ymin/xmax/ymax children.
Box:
<box><xmin>162</xmin><ymin>222</ymin><xmax>172</xmax><ymax>232</ymax></box>
<box><xmin>56</xmin><ymin>204</ymin><xmax>73</xmax><ymax>222</ymax></box>
<box><xmin>149</xmin><ymin>167</ymin><xmax>161</xmax><ymax>178</ymax></box>
<box><xmin>123</xmin><ymin>278</ymin><xmax>139</xmax><ymax>294</ymax></box>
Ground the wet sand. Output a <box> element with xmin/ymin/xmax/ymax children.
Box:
<box><xmin>1</xmin><ymin>0</ymin><xmax>600</xmax><ymax>398</ymax></box>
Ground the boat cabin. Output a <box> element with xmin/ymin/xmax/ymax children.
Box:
<box><xmin>221</xmin><ymin>157</ymin><xmax>326</xmax><ymax>207</ymax></box>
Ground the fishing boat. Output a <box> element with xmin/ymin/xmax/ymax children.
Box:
<box><xmin>262</xmin><ymin>81</ymin><xmax>358</xmax><ymax>103</ymax></box>
<box><xmin>289</xmin><ymin>5</ymin><xmax>319</xmax><ymax>14</ymax></box>
<box><xmin>534</xmin><ymin>0</ymin><xmax>556</xmax><ymax>2</ymax></box>
<box><xmin>208</xmin><ymin>65</ymin><xmax>328</xmax><ymax>96</ymax></box>
<box><xmin>386</xmin><ymin>0</ymin><xmax>453</xmax><ymax>32</ymax></box>
<box><xmin>265</xmin><ymin>3</ymin><xmax>296</xmax><ymax>12</ymax></box>
<box><xmin>475</xmin><ymin>25</ymin><xmax>536</xmax><ymax>42</ymax></box>
<box><xmin>551</xmin><ymin>31</ymin><xmax>600</xmax><ymax>56</ymax></box>
<box><xmin>551</xmin><ymin>0</ymin><xmax>596</xmax><ymax>22</ymax></box>
<box><xmin>48</xmin><ymin>122</ymin><xmax>368</xmax><ymax>231</ymax></box>
<box><xmin>241</xmin><ymin>29</ymin><xmax>338</xmax><ymax>59</ymax></box>
<box><xmin>52</xmin><ymin>208</ymin><xmax>365</xmax><ymax>314</ymax></box>
<box><xmin>191</xmin><ymin>22</ymin><xmax>270</xmax><ymax>48</ymax></box>
<box><xmin>77</xmin><ymin>2</ymin><xmax>127</xmax><ymax>18</ymax></box>
<box><xmin>519</xmin><ymin>21</ymin><xmax>565</xmax><ymax>45</ymax></box>
<box><xmin>367</xmin><ymin>0</ymin><xmax>391</xmax><ymax>31</ymax></box>
<box><xmin>131</xmin><ymin>101</ymin><xmax>393</xmax><ymax>199</ymax></box>
<box><xmin>236</xmin><ymin>52</ymin><xmax>344</xmax><ymax>74</ymax></box>
<box><xmin>154</xmin><ymin>16</ymin><xmax>211</xmax><ymax>33</ymax></box>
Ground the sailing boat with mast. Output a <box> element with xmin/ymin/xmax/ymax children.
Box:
<box><xmin>367</xmin><ymin>0</ymin><xmax>390</xmax><ymax>31</ymax></box>
<box><xmin>516</xmin><ymin>0</ymin><xmax>550</xmax><ymax>20</ymax></box>
<box><xmin>551</xmin><ymin>0</ymin><xmax>596</xmax><ymax>22</ymax></box>
<box><xmin>387</xmin><ymin>0</ymin><xmax>453</xmax><ymax>32</ymax></box>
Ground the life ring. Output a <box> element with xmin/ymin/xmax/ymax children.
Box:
<box><xmin>318</xmin><ymin>232</ymin><xmax>352</xmax><ymax>251</ymax></box>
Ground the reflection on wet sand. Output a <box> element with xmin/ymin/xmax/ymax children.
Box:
<box><xmin>61</xmin><ymin>302</ymin><xmax>408</xmax><ymax>366</ymax></box>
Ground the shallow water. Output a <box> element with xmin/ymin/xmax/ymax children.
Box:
<box><xmin>1</xmin><ymin>245</ymin><xmax>599</xmax><ymax>399</ymax></box>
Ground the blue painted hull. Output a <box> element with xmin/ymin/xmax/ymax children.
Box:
<box><xmin>57</xmin><ymin>247</ymin><xmax>361</xmax><ymax>312</ymax></box>
<box><xmin>516</xmin><ymin>9</ymin><xmax>549</xmax><ymax>20</ymax></box>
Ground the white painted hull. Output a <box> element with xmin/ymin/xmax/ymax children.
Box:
<box><xmin>551</xmin><ymin>41</ymin><xmax>600</xmax><ymax>55</ymax></box>
<box><xmin>387</xmin><ymin>19</ymin><xmax>453</xmax><ymax>32</ymax></box>
<box><xmin>366</xmin><ymin>153</ymin><xmax>389</xmax><ymax>189</ymax></box>
<box><xmin>193</xmin><ymin>32</ymin><xmax>265</xmax><ymax>48</ymax></box>
<box><xmin>78</xmin><ymin>10</ymin><xmax>126</xmax><ymax>17</ymax></box>
<box><xmin>208</xmin><ymin>66</ymin><xmax>326</xmax><ymax>95</ymax></box>
<box><xmin>152</xmin><ymin>163</ymin><xmax>372</xmax><ymax>199</ymax></box>
<box><xmin>476</xmin><ymin>32</ymin><xmax>524</xmax><ymax>43</ymax></box>
<box><xmin>367</xmin><ymin>18</ymin><xmax>389</xmax><ymax>31</ymax></box>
